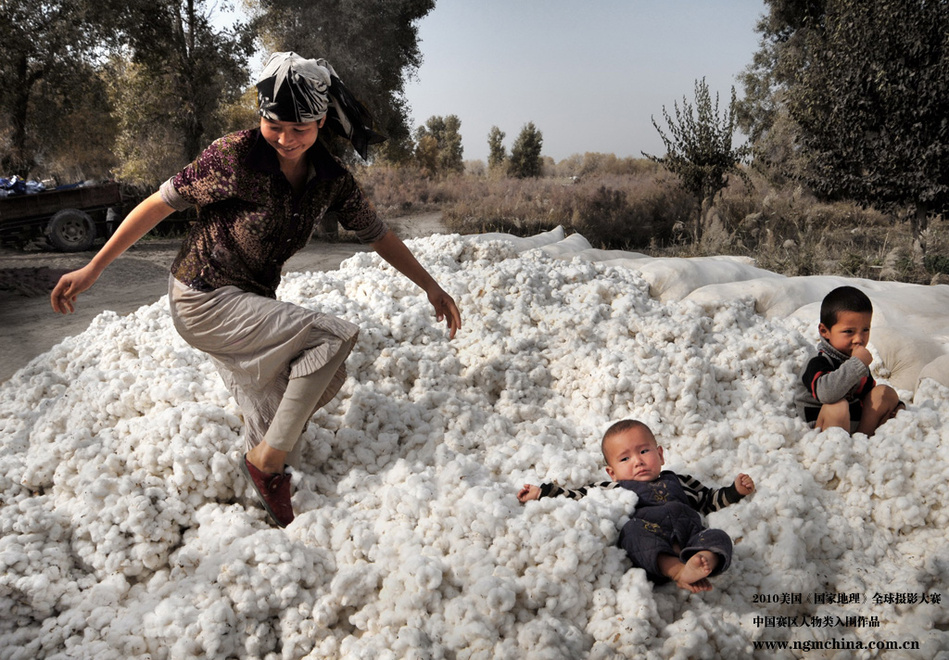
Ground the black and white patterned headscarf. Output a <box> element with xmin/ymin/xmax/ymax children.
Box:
<box><xmin>255</xmin><ymin>51</ymin><xmax>385</xmax><ymax>159</ymax></box>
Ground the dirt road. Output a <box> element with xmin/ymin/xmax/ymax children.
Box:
<box><xmin>0</xmin><ymin>212</ymin><xmax>448</xmax><ymax>385</ymax></box>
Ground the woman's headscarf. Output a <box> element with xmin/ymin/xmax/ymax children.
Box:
<box><xmin>255</xmin><ymin>52</ymin><xmax>385</xmax><ymax>159</ymax></box>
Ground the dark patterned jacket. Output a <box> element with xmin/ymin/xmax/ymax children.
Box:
<box><xmin>160</xmin><ymin>129</ymin><xmax>387</xmax><ymax>298</ymax></box>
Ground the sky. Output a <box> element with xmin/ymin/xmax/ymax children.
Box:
<box><xmin>403</xmin><ymin>0</ymin><xmax>767</xmax><ymax>164</ymax></box>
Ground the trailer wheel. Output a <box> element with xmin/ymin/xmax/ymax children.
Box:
<box><xmin>47</xmin><ymin>209</ymin><xmax>96</xmax><ymax>252</ymax></box>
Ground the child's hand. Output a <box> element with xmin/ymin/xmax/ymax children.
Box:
<box><xmin>735</xmin><ymin>473</ymin><xmax>755</xmax><ymax>496</ymax></box>
<box><xmin>517</xmin><ymin>484</ymin><xmax>540</xmax><ymax>502</ymax></box>
<box><xmin>852</xmin><ymin>346</ymin><xmax>873</xmax><ymax>367</ymax></box>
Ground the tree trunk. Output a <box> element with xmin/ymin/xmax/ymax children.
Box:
<box><xmin>911</xmin><ymin>205</ymin><xmax>929</xmax><ymax>248</ymax></box>
<box><xmin>694</xmin><ymin>196</ymin><xmax>715</xmax><ymax>243</ymax></box>
<box><xmin>4</xmin><ymin>54</ymin><xmax>40</xmax><ymax>177</ymax></box>
<box><xmin>177</xmin><ymin>0</ymin><xmax>204</xmax><ymax>161</ymax></box>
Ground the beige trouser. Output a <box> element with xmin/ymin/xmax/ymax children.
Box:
<box><xmin>261</xmin><ymin>344</ymin><xmax>350</xmax><ymax>464</ymax></box>
<box><xmin>169</xmin><ymin>276</ymin><xmax>359</xmax><ymax>465</ymax></box>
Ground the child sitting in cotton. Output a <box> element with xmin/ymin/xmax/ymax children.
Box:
<box><xmin>794</xmin><ymin>285</ymin><xmax>903</xmax><ymax>436</ymax></box>
<box><xmin>517</xmin><ymin>419</ymin><xmax>755</xmax><ymax>593</ymax></box>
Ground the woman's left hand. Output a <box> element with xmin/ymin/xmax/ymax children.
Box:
<box><xmin>370</xmin><ymin>230</ymin><xmax>462</xmax><ymax>339</ymax></box>
<box><xmin>427</xmin><ymin>285</ymin><xmax>462</xmax><ymax>339</ymax></box>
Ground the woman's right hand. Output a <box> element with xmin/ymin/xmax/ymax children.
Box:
<box><xmin>51</xmin><ymin>263</ymin><xmax>101</xmax><ymax>314</ymax></box>
<box><xmin>49</xmin><ymin>192</ymin><xmax>176</xmax><ymax>315</ymax></box>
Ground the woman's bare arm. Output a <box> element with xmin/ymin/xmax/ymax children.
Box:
<box><xmin>51</xmin><ymin>192</ymin><xmax>176</xmax><ymax>314</ymax></box>
<box><xmin>370</xmin><ymin>230</ymin><xmax>462</xmax><ymax>338</ymax></box>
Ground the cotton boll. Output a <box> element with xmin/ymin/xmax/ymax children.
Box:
<box><xmin>913</xmin><ymin>376</ymin><xmax>949</xmax><ymax>408</ymax></box>
<box><xmin>659</xmin><ymin>608</ymin><xmax>752</xmax><ymax>660</ymax></box>
<box><xmin>276</xmin><ymin>603</ymin><xmax>324</xmax><ymax>659</ymax></box>
<box><xmin>384</xmin><ymin>626</ymin><xmax>444</xmax><ymax>660</ymax></box>
<box><xmin>733</xmin><ymin>467</ymin><xmax>832</xmax><ymax>596</ymax></box>
<box><xmin>351</xmin><ymin>563</ymin><xmax>443</xmax><ymax>634</ymax></box>
<box><xmin>589</xmin><ymin>568</ymin><xmax>663</xmax><ymax>655</ymax></box>
<box><xmin>210</xmin><ymin>534</ymin><xmax>317</xmax><ymax>619</ymax></box>
<box><xmin>0</xmin><ymin>503</ymin><xmax>78</xmax><ymax>621</ymax></box>
<box><xmin>18</xmin><ymin>428</ymin><xmax>85</xmax><ymax>491</ymax></box>
<box><xmin>438</xmin><ymin>597</ymin><xmax>500</xmax><ymax>658</ymax></box>
<box><xmin>906</xmin><ymin>630</ymin><xmax>949</xmax><ymax>660</ymax></box>
<box><xmin>328</xmin><ymin>514</ymin><xmax>378</xmax><ymax>564</ymax></box>
<box><xmin>513</xmin><ymin>612</ymin><xmax>591</xmax><ymax>659</ymax></box>
<box><xmin>468</xmin><ymin>574</ymin><xmax>518</xmax><ymax>619</ymax></box>
<box><xmin>797</xmin><ymin>425</ymin><xmax>858</xmax><ymax>485</ymax></box>
<box><xmin>327</xmin><ymin>622</ymin><xmax>389</xmax><ymax>659</ymax></box>
<box><xmin>871</xmin><ymin>497</ymin><xmax>927</xmax><ymax>534</ymax></box>
<box><xmin>517</xmin><ymin>565</ymin><xmax>564</xmax><ymax>611</ymax></box>
<box><xmin>505</xmin><ymin>493</ymin><xmax>629</xmax><ymax>625</ymax></box>
<box><xmin>465</xmin><ymin>226</ymin><xmax>564</xmax><ymax>254</ymax></box>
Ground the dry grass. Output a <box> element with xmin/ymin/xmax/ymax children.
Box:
<box><xmin>358</xmin><ymin>163</ymin><xmax>949</xmax><ymax>285</ymax></box>
<box><xmin>355</xmin><ymin>164</ymin><xmax>461</xmax><ymax>218</ymax></box>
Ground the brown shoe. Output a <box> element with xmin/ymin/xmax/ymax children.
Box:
<box><xmin>240</xmin><ymin>454</ymin><xmax>294</xmax><ymax>527</ymax></box>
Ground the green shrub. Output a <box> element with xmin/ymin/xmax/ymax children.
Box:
<box><xmin>839</xmin><ymin>252</ymin><xmax>869</xmax><ymax>278</ymax></box>
<box><xmin>924</xmin><ymin>254</ymin><xmax>949</xmax><ymax>275</ymax></box>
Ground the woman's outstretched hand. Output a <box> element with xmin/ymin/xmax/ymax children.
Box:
<box><xmin>51</xmin><ymin>264</ymin><xmax>101</xmax><ymax>314</ymax></box>
<box><xmin>370</xmin><ymin>230</ymin><xmax>463</xmax><ymax>339</ymax></box>
<box><xmin>427</xmin><ymin>285</ymin><xmax>462</xmax><ymax>339</ymax></box>
<box><xmin>49</xmin><ymin>192</ymin><xmax>176</xmax><ymax>315</ymax></box>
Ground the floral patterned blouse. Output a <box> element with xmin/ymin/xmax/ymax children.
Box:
<box><xmin>160</xmin><ymin>129</ymin><xmax>388</xmax><ymax>298</ymax></box>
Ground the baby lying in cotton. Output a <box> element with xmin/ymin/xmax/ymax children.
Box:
<box><xmin>518</xmin><ymin>419</ymin><xmax>755</xmax><ymax>593</ymax></box>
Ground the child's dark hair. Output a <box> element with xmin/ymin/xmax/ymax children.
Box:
<box><xmin>601</xmin><ymin>419</ymin><xmax>655</xmax><ymax>457</ymax></box>
<box><xmin>820</xmin><ymin>286</ymin><xmax>872</xmax><ymax>327</ymax></box>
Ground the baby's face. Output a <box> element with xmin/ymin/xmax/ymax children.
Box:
<box><xmin>604</xmin><ymin>427</ymin><xmax>664</xmax><ymax>482</ymax></box>
<box><xmin>820</xmin><ymin>310</ymin><xmax>872</xmax><ymax>357</ymax></box>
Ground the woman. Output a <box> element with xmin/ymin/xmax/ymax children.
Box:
<box><xmin>51</xmin><ymin>52</ymin><xmax>462</xmax><ymax>528</ymax></box>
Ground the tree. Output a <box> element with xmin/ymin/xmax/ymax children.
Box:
<box><xmin>0</xmin><ymin>0</ymin><xmax>115</xmax><ymax>177</ymax></box>
<box><xmin>414</xmin><ymin>133</ymin><xmax>440</xmax><ymax>175</ymax></box>
<box><xmin>253</xmin><ymin>0</ymin><xmax>435</xmax><ymax>163</ymax></box>
<box><xmin>487</xmin><ymin>126</ymin><xmax>506</xmax><ymax>174</ymax></box>
<box><xmin>28</xmin><ymin>66</ymin><xmax>120</xmax><ymax>182</ymax></box>
<box><xmin>414</xmin><ymin>115</ymin><xmax>463</xmax><ymax>175</ymax></box>
<box><xmin>114</xmin><ymin>0</ymin><xmax>255</xmax><ymax>173</ymax></box>
<box><xmin>735</xmin><ymin>1</ymin><xmax>829</xmax><ymax>186</ymax></box>
<box><xmin>508</xmin><ymin>122</ymin><xmax>543</xmax><ymax>178</ymax></box>
<box><xmin>789</xmin><ymin>0</ymin><xmax>949</xmax><ymax>237</ymax></box>
<box><xmin>740</xmin><ymin>0</ymin><xmax>949</xmax><ymax>239</ymax></box>
<box><xmin>736</xmin><ymin>0</ymin><xmax>827</xmax><ymax>142</ymax></box>
<box><xmin>0</xmin><ymin>0</ymin><xmax>252</xmax><ymax>183</ymax></box>
<box><xmin>644</xmin><ymin>78</ymin><xmax>748</xmax><ymax>241</ymax></box>
<box><xmin>105</xmin><ymin>56</ymin><xmax>198</xmax><ymax>186</ymax></box>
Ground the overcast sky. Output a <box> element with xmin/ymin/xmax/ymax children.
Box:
<box><xmin>403</xmin><ymin>0</ymin><xmax>767</xmax><ymax>163</ymax></box>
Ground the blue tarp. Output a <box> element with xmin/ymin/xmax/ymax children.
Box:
<box><xmin>0</xmin><ymin>176</ymin><xmax>45</xmax><ymax>197</ymax></box>
<box><xmin>0</xmin><ymin>177</ymin><xmax>89</xmax><ymax>198</ymax></box>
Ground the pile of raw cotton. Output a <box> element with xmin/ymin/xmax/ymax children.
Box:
<box><xmin>1</xmin><ymin>228</ymin><xmax>947</xmax><ymax>659</ymax></box>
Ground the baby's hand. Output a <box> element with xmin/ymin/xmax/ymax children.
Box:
<box><xmin>517</xmin><ymin>484</ymin><xmax>540</xmax><ymax>503</ymax></box>
<box><xmin>735</xmin><ymin>473</ymin><xmax>755</xmax><ymax>496</ymax></box>
<box><xmin>852</xmin><ymin>346</ymin><xmax>873</xmax><ymax>367</ymax></box>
